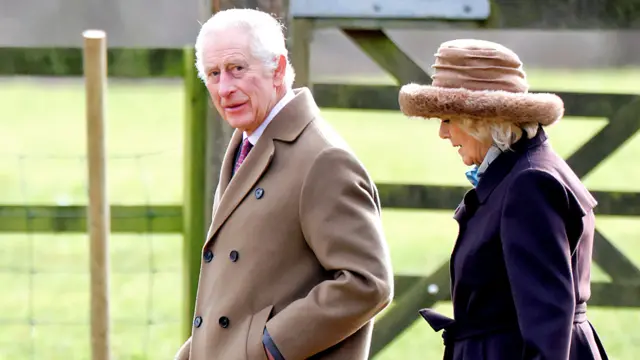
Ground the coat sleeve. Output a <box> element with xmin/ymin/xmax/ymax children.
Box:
<box><xmin>263</xmin><ymin>147</ymin><xmax>394</xmax><ymax>359</ymax></box>
<box><xmin>500</xmin><ymin>169</ymin><xmax>576</xmax><ymax>360</ymax></box>
<box><xmin>174</xmin><ymin>336</ymin><xmax>191</xmax><ymax>360</ymax></box>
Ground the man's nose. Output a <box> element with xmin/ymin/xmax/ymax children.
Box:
<box><xmin>218</xmin><ymin>71</ymin><xmax>235</xmax><ymax>98</ymax></box>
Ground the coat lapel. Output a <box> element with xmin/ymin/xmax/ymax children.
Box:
<box><xmin>204</xmin><ymin>88</ymin><xmax>320</xmax><ymax>248</ymax></box>
<box><xmin>205</xmin><ymin>130</ymin><xmax>241</xmax><ymax>241</ymax></box>
<box><xmin>205</xmin><ymin>133</ymin><xmax>275</xmax><ymax>247</ymax></box>
<box><xmin>475</xmin><ymin>127</ymin><xmax>548</xmax><ymax>204</ymax></box>
<box><xmin>219</xmin><ymin>130</ymin><xmax>242</xmax><ymax>197</ymax></box>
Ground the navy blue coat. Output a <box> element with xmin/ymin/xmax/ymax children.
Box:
<box><xmin>420</xmin><ymin>128</ymin><xmax>609</xmax><ymax>360</ymax></box>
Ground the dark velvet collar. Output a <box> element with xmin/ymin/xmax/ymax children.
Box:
<box><xmin>475</xmin><ymin>126</ymin><xmax>548</xmax><ymax>204</ymax></box>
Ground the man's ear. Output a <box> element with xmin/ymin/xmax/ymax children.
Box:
<box><xmin>273</xmin><ymin>55</ymin><xmax>286</xmax><ymax>87</ymax></box>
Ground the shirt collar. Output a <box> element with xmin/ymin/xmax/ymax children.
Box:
<box><xmin>243</xmin><ymin>89</ymin><xmax>295</xmax><ymax>145</ymax></box>
<box><xmin>477</xmin><ymin>145</ymin><xmax>502</xmax><ymax>178</ymax></box>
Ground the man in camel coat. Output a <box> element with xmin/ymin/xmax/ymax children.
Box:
<box><xmin>174</xmin><ymin>8</ymin><xmax>394</xmax><ymax>360</ymax></box>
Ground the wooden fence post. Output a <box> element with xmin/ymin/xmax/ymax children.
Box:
<box><xmin>291</xmin><ymin>18</ymin><xmax>313</xmax><ymax>90</ymax></box>
<box><xmin>182</xmin><ymin>46</ymin><xmax>209</xmax><ymax>340</ymax></box>
<box><xmin>83</xmin><ymin>29</ymin><xmax>111</xmax><ymax>360</ymax></box>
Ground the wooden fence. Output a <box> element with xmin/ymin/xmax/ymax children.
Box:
<box><xmin>2</xmin><ymin>0</ymin><xmax>640</xmax><ymax>356</ymax></box>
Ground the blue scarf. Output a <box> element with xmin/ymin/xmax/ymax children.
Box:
<box><xmin>465</xmin><ymin>165</ymin><xmax>480</xmax><ymax>187</ymax></box>
<box><xmin>465</xmin><ymin>146</ymin><xmax>504</xmax><ymax>187</ymax></box>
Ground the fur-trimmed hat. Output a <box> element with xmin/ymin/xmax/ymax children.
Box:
<box><xmin>398</xmin><ymin>39</ymin><xmax>564</xmax><ymax>126</ymax></box>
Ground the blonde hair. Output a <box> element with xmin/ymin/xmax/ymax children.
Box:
<box><xmin>455</xmin><ymin>119</ymin><xmax>539</xmax><ymax>151</ymax></box>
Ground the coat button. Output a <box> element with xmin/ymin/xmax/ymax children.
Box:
<box><xmin>219</xmin><ymin>316</ymin><xmax>230</xmax><ymax>328</ymax></box>
<box><xmin>229</xmin><ymin>250</ymin><xmax>239</xmax><ymax>262</ymax></box>
<box><xmin>193</xmin><ymin>316</ymin><xmax>203</xmax><ymax>328</ymax></box>
<box><xmin>255</xmin><ymin>188</ymin><xmax>264</xmax><ymax>199</ymax></box>
<box><xmin>203</xmin><ymin>250</ymin><xmax>214</xmax><ymax>263</ymax></box>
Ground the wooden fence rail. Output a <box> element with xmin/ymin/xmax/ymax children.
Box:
<box><xmin>2</xmin><ymin>183</ymin><xmax>640</xmax><ymax>233</ymax></box>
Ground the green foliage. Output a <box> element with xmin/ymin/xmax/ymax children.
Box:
<box><xmin>605</xmin><ymin>0</ymin><xmax>640</xmax><ymax>26</ymax></box>
<box><xmin>0</xmin><ymin>48</ymin><xmax>185</xmax><ymax>77</ymax></box>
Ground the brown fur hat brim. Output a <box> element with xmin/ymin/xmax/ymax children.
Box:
<box><xmin>398</xmin><ymin>83</ymin><xmax>565</xmax><ymax>126</ymax></box>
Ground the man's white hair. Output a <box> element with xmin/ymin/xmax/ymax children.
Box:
<box><xmin>194</xmin><ymin>8</ymin><xmax>296</xmax><ymax>90</ymax></box>
<box><xmin>456</xmin><ymin>119</ymin><xmax>539</xmax><ymax>151</ymax></box>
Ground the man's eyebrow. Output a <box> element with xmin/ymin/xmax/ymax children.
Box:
<box><xmin>205</xmin><ymin>57</ymin><xmax>249</xmax><ymax>72</ymax></box>
<box><xmin>226</xmin><ymin>58</ymin><xmax>248</xmax><ymax>66</ymax></box>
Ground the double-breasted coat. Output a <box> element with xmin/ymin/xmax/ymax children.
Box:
<box><xmin>420</xmin><ymin>128</ymin><xmax>609</xmax><ymax>359</ymax></box>
<box><xmin>175</xmin><ymin>88</ymin><xmax>394</xmax><ymax>360</ymax></box>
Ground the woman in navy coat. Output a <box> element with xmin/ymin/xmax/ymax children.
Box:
<box><xmin>398</xmin><ymin>39</ymin><xmax>609</xmax><ymax>359</ymax></box>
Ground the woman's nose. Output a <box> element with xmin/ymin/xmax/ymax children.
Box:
<box><xmin>439</xmin><ymin>122</ymin><xmax>450</xmax><ymax>139</ymax></box>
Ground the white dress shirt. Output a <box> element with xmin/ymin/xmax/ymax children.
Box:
<box><xmin>243</xmin><ymin>89</ymin><xmax>295</xmax><ymax>145</ymax></box>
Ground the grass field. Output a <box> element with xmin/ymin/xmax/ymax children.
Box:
<box><xmin>1</xmin><ymin>68</ymin><xmax>640</xmax><ymax>359</ymax></box>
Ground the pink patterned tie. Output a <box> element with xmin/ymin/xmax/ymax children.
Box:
<box><xmin>234</xmin><ymin>138</ymin><xmax>253</xmax><ymax>174</ymax></box>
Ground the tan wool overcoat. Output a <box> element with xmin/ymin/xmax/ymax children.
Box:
<box><xmin>175</xmin><ymin>88</ymin><xmax>394</xmax><ymax>360</ymax></box>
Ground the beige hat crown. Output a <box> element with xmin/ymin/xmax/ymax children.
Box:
<box><xmin>432</xmin><ymin>39</ymin><xmax>528</xmax><ymax>93</ymax></box>
<box><xmin>399</xmin><ymin>39</ymin><xmax>564</xmax><ymax>126</ymax></box>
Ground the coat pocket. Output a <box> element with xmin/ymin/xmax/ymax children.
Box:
<box><xmin>246</xmin><ymin>304</ymin><xmax>275</xmax><ymax>360</ymax></box>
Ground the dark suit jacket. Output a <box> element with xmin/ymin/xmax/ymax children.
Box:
<box><xmin>420</xmin><ymin>128</ymin><xmax>609</xmax><ymax>360</ymax></box>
